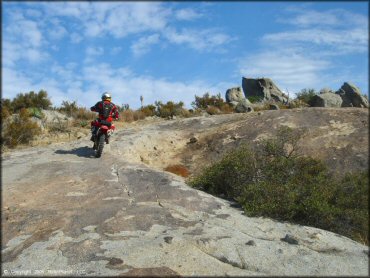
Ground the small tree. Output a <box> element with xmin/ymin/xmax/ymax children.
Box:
<box><xmin>11</xmin><ymin>90</ymin><xmax>52</xmax><ymax>112</ymax></box>
<box><xmin>155</xmin><ymin>100</ymin><xmax>185</xmax><ymax>118</ymax></box>
<box><xmin>295</xmin><ymin>88</ymin><xmax>317</xmax><ymax>106</ymax></box>
<box><xmin>192</xmin><ymin>92</ymin><xmax>226</xmax><ymax>110</ymax></box>
<box><xmin>59</xmin><ymin>101</ymin><xmax>78</xmax><ymax>117</ymax></box>
<box><xmin>1</xmin><ymin>108</ymin><xmax>41</xmax><ymax>148</ymax></box>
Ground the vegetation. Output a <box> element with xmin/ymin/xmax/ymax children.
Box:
<box><xmin>188</xmin><ymin>126</ymin><xmax>368</xmax><ymax>244</ymax></box>
<box><xmin>192</xmin><ymin>93</ymin><xmax>225</xmax><ymax>109</ymax></box>
<box><xmin>246</xmin><ymin>95</ymin><xmax>264</xmax><ymax>103</ymax></box>
<box><xmin>164</xmin><ymin>164</ymin><xmax>190</xmax><ymax>177</ymax></box>
<box><xmin>1</xmin><ymin>108</ymin><xmax>41</xmax><ymax>148</ymax></box>
<box><xmin>295</xmin><ymin>88</ymin><xmax>318</xmax><ymax>107</ymax></box>
<box><xmin>141</xmin><ymin>104</ymin><xmax>156</xmax><ymax>117</ymax></box>
<box><xmin>2</xmin><ymin>90</ymin><xmax>52</xmax><ymax>113</ymax></box>
<box><xmin>155</xmin><ymin>100</ymin><xmax>186</xmax><ymax>118</ymax></box>
<box><xmin>58</xmin><ymin>101</ymin><xmax>96</xmax><ymax>121</ymax></box>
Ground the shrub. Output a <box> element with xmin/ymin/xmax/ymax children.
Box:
<box><xmin>219</xmin><ymin>103</ymin><xmax>234</xmax><ymax>114</ymax></box>
<box><xmin>121</xmin><ymin>109</ymin><xmax>135</xmax><ymax>123</ymax></box>
<box><xmin>133</xmin><ymin>110</ymin><xmax>146</xmax><ymax>121</ymax></box>
<box><xmin>247</xmin><ymin>96</ymin><xmax>264</xmax><ymax>103</ymax></box>
<box><xmin>155</xmin><ymin>101</ymin><xmax>185</xmax><ymax>118</ymax></box>
<box><xmin>1</xmin><ymin>98</ymin><xmax>13</xmax><ymax>114</ymax></box>
<box><xmin>206</xmin><ymin>106</ymin><xmax>221</xmax><ymax>115</ymax></box>
<box><xmin>58</xmin><ymin>101</ymin><xmax>95</xmax><ymax>121</ymax></box>
<box><xmin>192</xmin><ymin>92</ymin><xmax>226</xmax><ymax>110</ymax></box>
<box><xmin>288</xmin><ymin>99</ymin><xmax>310</xmax><ymax>109</ymax></box>
<box><xmin>188</xmin><ymin>126</ymin><xmax>368</xmax><ymax>244</ymax></box>
<box><xmin>164</xmin><ymin>164</ymin><xmax>190</xmax><ymax>177</ymax></box>
<box><xmin>47</xmin><ymin>118</ymin><xmax>71</xmax><ymax>133</ymax></box>
<box><xmin>58</xmin><ymin>100</ymin><xmax>78</xmax><ymax>117</ymax></box>
<box><xmin>141</xmin><ymin>105</ymin><xmax>156</xmax><ymax>117</ymax></box>
<box><xmin>11</xmin><ymin>90</ymin><xmax>52</xmax><ymax>112</ymax></box>
<box><xmin>74</xmin><ymin>107</ymin><xmax>96</xmax><ymax>121</ymax></box>
<box><xmin>1</xmin><ymin>105</ymin><xmax>11</xmax><ymax>120</ymax></box>
<box><xmin>117</xmin><ymin>103</ymin><xmax>130</xmax><ymax>112</ymax></box>
<box><xmin>295</xmin><ymin>88</ymin><xmax>317</xmax><ymax>106</ymax></box>
<box><xmin>27</xmin><ymin>107</ymin><xmax>44</xmax><ymax>119</ymax></box>
<box><xmin>1</xmin><ymin>108</ymin><xmax>41</xmax><ymax>148</ymax></box>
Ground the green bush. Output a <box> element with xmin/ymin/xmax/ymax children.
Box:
<box><xmin>58</xmin><ymin>101</ymin><xmax>95</xmax><ymax>121</ymax></box>
<box><xmin>141</xmin><ymin>105</ymin><xmax>156</xmax><ymax>117</ymax></box>
<box><xmin>1</xmin><ymin>108</ymin><xmax>41</xmax><ymax>148</ymax></box>
<box><xmin>155</xmin><ymin>101</ymin><xmax>185</xmax><ymax>118</ymax></box>
<box><xmin>188</xmin><ymin>126</ymin><xmax>368</xmax><ymax>244</ymax></box>
<box><xmin>11</xmin><ymin>90</ymin><xmax>52</xmax><ymax>112</ymax></box>
<box><xmin>206</xmin><ymin>106</ymin><xmax>221</xmax><ymax>115</ymax></box>
<box><xmin>295</xmin><ymin>88</ymin><xmax>317</xmax><ymax>106</ymax></box>
<box><xmin>247</xmin><ymin>95</ymin><xmax>264</xmax><ymax>103</ymax></box>
<box><xmin>192</xmin><ymin>93</ymin><xmax>226</xmax><ymax>110</ymax></box>
<box><xmin>27</xmin><ymin>107</ymin><xmax>44</xmax><ymax>119</ymax></box>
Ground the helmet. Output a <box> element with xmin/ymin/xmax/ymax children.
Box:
<box><xmin>102</xmin><ymin>92</ymin><xmax>111</xmax><ymax>101</ymax></box>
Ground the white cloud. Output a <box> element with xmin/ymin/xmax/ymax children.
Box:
<box><xmin>279</xmin><ymin>6</ymin><xmax>368</xmax><ymax>28</ymax></box>
<box><xmin>131</xmin><ymin>34</ymin><xmax>160</xmax><ymax>57</ymax></box>
<box><xmin>81</xmin><ymin>63</ymin><xmax>226</xmax><ymax>108</ymax></box>
<box><xmin>6</xmin><ymin>16</ymin><xmax>43</xmax><ymax>47</ymax></box>
<box><xmin>263</xmin><ymin>28</ymin><xmax>367</xmax><ymax>54</ymax></box>
<box><xmin>163</xmin><ymin>27</ymin><xmax>233</xmax><ymax>51</ymax></box>
<box><xmin>239</xmin><ymin>50</ymin><xmax>331</xmax><ymax>94</ymax></box>
<box><xmin>269</xmin><ymin>6</ymin><xmax>368</xmax><ymax>55</ymax></box>
<box><xmin>111</xmin><ymin>47</ymin><xmax>122</xmax><ymax>55</ymax></box>
<box><xmin>86</xmin><ymin>46</ymin><xmax>104</xmax><ymax>56</ymax></box>
<box><xmin>70</xmin><ymin>32</ymin><xmax>83</xmax><ymax>43</ymax></box>
<box><xmin>175</xmin><ymin>8</ymin><xmax>202</xmax><ymax>21</ymax></box>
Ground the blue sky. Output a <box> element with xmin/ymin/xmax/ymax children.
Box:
<box><xmin>2</xmin><ymin>1</ymin><xmax>368</xmax><ymax>109</ymax></box>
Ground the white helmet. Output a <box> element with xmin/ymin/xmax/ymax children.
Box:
<box><xmin>101</xmin><ymin>92</ymin><xmax>111</xmax><ymax>101</ymax></box>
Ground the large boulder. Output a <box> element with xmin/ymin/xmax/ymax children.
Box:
<box><xmin>225</xmin><ymin>87</ymin><xmax>253</xmax><ymax>113</ymax></box>
<box><xmin>335</xmin><ymin>82</ymin><xmax>369</xmax><ymax>108</ymax></box>
<box><xmin>311</xmin><ymin>93</ymin><xmax>343</xmax><ymax>108</ymax></box>
<box><xmin>225</xmin><ymin>87</ymin><xmax>245</xmax><ymax>103</ymax></box>
<box><xmin>320</xmin><ymin>87</ymin><xmax>335</xmax><ymax>94</ymax></box>
<box><xmin>234</xmin><ymin>99</ymin><xmax>254</xmax><ymax>113</ymax></box>
<box><xmin>242</xmin><ymin>77</ymin><xmax>289</xmax><ymax>104</ymax></box>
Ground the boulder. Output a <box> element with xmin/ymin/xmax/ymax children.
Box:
<box><xmin>320</xmin><ymin>88</ymin><xmax>334</xmax><ymax>94</ymax></box>
<box><xmin>225</xmin><ymin>87</ymin><xmax>253</xmax><ymax>113</ymax></box>
<box><xmin>311</xmin><ymin>93</ymin><xmax>343</xmax><ymax>108</ymax></box>
<box><xmin>335</xmin><ymin>82</ymin><xmax>369</xmax><ymax>108</ymax></box>
<box><xmin>242</xmin><ymin>77</ymin><xmax>289</xmax><ymax>104</ymax></box>
<box><xmin>225</xmin><ymin>87</ymin><xmax>245</xmax><ymax>103</ymax></box>
<box><xmin>235</xmin><ymin>99</ymin><xmax>254</xmax><ymax>113</ymax></box>
<box><xmin>269</xmin><ymin>104</ymin><xmax>280</xmax><ymax>110</ymax></box>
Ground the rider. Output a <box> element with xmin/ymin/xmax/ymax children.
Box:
<box><xmin>90</xmin><ymin>92</ymin><xmax>119</xmax><ymax>142</ymax></box>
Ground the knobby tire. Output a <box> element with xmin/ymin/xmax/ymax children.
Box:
<box><xmin>95</xmin><ymin>134</ymin><xmax>105</xmax><ymax>158</ymax></box>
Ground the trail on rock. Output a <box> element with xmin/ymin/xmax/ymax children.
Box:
<box><xmin>2</xmin><ymin>109</ymin><xmax>368</xmax><ymax>276</ymax></box>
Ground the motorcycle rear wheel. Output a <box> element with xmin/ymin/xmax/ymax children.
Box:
<box><xmin>95</xmin><ymin>134</ymin><xmax>105</xmax><ymax>158</ymax></box>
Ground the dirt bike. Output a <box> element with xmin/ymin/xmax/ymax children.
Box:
<box><xmin>91</xmin><ymin>119</ymin><xmax>115</xmax><ymax>158</ymax></box>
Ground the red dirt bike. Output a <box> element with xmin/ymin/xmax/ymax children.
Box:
<box><xmin>91</xmin><ymin>119</ymin><xmax>115</xmax><ymax>158</ymax></box>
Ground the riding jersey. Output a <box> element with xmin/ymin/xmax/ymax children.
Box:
<box><xmin>90</xmin><ymin>100</ymin><xmax>119</xmax><ymax>122</ymax></box>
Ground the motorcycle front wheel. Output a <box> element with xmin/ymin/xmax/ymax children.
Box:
<box><xmin>95</xmin><ymin>134</ymin><xmax>105</xmax><ymax>158</ymax></box>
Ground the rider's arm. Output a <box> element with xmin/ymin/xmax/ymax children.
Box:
<box><xmin>90</xmin><ymin>102</ymin><xmax>100</xmax><ymax>112</ymax></box>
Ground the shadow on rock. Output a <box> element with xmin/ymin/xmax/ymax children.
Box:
<box><xmin>55</xmin><ymin>146</ymin><xmax>95</xmax><ymax>158</ymax></box>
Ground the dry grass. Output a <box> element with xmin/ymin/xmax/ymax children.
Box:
<box><xmin>164</xmin><ymin>164</ymin><xmax>190</xmax><ymax>177</ymax></box>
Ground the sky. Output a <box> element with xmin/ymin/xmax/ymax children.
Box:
<box><xmin>2</xmin><ymin>1</ymin><xmax>369</xmax><ymax>109</ymax></box>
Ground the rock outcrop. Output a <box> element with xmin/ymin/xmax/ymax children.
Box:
<box><xmin>311</xmin><ymin>92</ymin><xmax>343</xmax><ymax>108</ymax></box>
<box><xmin>225</xmin><ymin>87</ymin><xmax>245</xmax><ymax>103</ymax></box>
<box><xmin>242</xmin><ymin>77</ymin><xmax>289</xmax><ymax>104</ymax></box>
<box><xmin>225</xmin><ymin>87</ymin><xmax>253</xmax><ymax>113</ymax></box>
<box><xmin>2</xmin><ymin>110</ymin><xmax>369</xmax><ymax>276</ymax></box>
<box><xmin>234</xmin><ymin>99</ymin><xmax>253</xmax><ymax>113</ymax></box>
<box><xmin>336</xmin><ymin>82</ymin><xmax>369</xmax><ymax>108</ymax></box>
